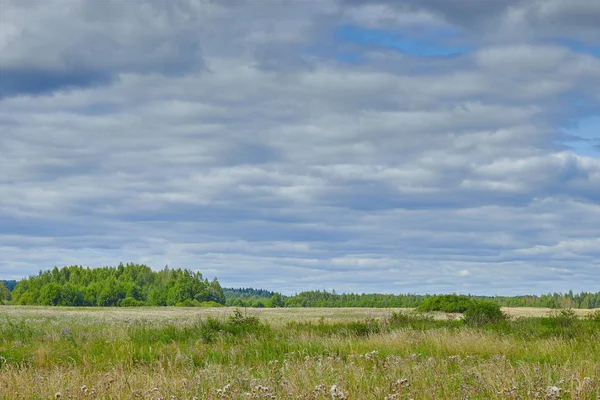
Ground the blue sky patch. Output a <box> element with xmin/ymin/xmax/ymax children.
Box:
<box><xmin>335</xmin><ymin>52</ymin><xmax>365</xmax><ymax>64</ymax></box>
<box><xmin>563</xmin><ymin>115</ymin><xmax>600</xmax><ymax>156</ymax></box>
<box><xmin>556</xmin><ymin>39</ymin><xmax>600</xmax><ymax>56</ymax></box>
<box><xmin>335</xmin><ymin>25</ymin><xmax>469</xmax><ymax>57</ymax></box>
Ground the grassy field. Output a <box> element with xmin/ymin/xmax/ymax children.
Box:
<box><xmin>1</xmin><ymin>306</ymin><xmax>599</xmax><ymax>399</ymax></box>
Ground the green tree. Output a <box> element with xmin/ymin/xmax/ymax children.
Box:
<box><xmin>463</xmin><ymin>301</ymin><xmax>506</xmax><ymax>325</ymax></box>
<box><xmin>0</xmin><ymin>281</ymin><xmax>11</xmax><ymax>304</ymax></box>
<box><xmin>59</xmin><ymin>283</ymin><xmax>84</xmax><ymax>306</ymax></box>
<box><xmin>38</xmin><ymin>283</ymin><xmax>63</xmax><ymax>306</ymax></box>
<box><xmin>207</xmin><ymin>278</ymin><xmax>226</xmax><ymax>304</ymax></box>
<box><xmin>269</xmin><ymin>293</ymin><xmax>285</xmax><ymax>308</ymax></box>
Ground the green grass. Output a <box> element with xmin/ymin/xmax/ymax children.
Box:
<box><xmin>0</xmin><ymin>307</ymin><xmax>599</xmax><ymax>399</ymax></box>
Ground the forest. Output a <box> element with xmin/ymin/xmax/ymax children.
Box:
<box><xmin>2</xmin><ymin>265</ymin><xmax>600</xmax><ymax>308</ymax></box>
<box><xmin>226</xmin><ymin>288</ymin><xmax>600</xmax><ymax>309</ymax></box>
<box><xmin>6</xmin><ymin>264</ymin><xmax>225</xmax><ymax>307</ymax></box>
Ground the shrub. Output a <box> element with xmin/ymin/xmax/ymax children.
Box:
<box><xmin>417</xmin><ymin>294</ymin><xmax>475</xmax><ymax>313</ymax></box>
<box><xmin>585</xmin><ymin>309</ymin><xmax>600</xmax><ymax>322</ymax></box>
<box><xmin>548</xmin><ymin>308</ymin><xmax>578</xmax><ymax>328</ymax></box>
<box><xmin>388</xmin><ymin>311</ymin><xmax>412</xmax><ymax>326</ymax></box>
<box><xmin>228</xmin><ymin>308</ymin><xmax>260</xmax><ymax>327</ymax></box>
<box><xmin>463</xmin><ymin>301</ymin><xmax>506</xmax><ymax>325</ymax></box>
<box><xmin>198</xmin><ymin>317</ymin><xmax>226</xmax><ymax>343</ymax></box>
<box><xmin>197</xmin><ymin>310</ymin><xmax>267</xmax><ymax>343</ymax></box>
<box><xmin>120</xmin><ymin>297</ymin><xmax>145</xmax><ymax>307</ymax></box>
<box><xmin>200</xmin><ymin>301</ymin><xmax>224</xmax><ymax>307</ymax></box>
<box><xmin>286</xmin><ymin>319</ymin><xmax>380</xmax><ymax>337</ymax></box>
<box><xmin>175</xmin><ymin>299</ymin><xmax>202</xmax><ymax>307</ymax></box>
<box><xmin>387</xmin><ymin>311</ymin><xmax>434</xmax><ymax>328</ymax></box>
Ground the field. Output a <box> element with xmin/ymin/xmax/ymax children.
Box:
<box><xmin>1</xmin><ymin>307</ymin><xmax>599</xmax><ymax>399</ymax></box>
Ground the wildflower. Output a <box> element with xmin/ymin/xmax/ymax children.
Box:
<box><xmin>546</xmin><ymin>386</ymin><xmax>561</xmax><ymax>398</ymax></box>
<box><xmin>55</xmin><ymin>393</ymin><xmax>61</xmax><ymax>399</ymax></box>
<box><xmin>330</xmin><ymin>385</ymin><xmax>347</xmax><ymax>400</ymax></box>
<box><xmin>365</xmin><ymin>350</ymin><xmax>379</xmax><ymax>360</ymax></box>
<box><xmin>314</xmin><ymin>384</ymin><xmax>326</xmax><ymax>393</ymax></box>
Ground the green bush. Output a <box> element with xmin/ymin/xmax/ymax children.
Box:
<box><xmin>198</xmin><ymin>310</ymin><xmax>267</xmax><ymax>343</ymax></box>
<box><xmin>387</xmin><ymin>311</ymin><xmax>435</xmax><ymax>328</ymax></box>
<box><xmin>548</xmin><ymin>308</ymin><xmax>578</xmax><ymax>328</ymax></box>
<box><xmin>417</xmin><ymin>294</ymin><xmax>475</xmax><ymax>313</ymax></box>
<box><xmin>120</xmin><ymin>297</ymin><xmax>146</xmax><ymax>307</ymax></box>
<box><xmin>228</xmin><ymin>308</ymin><xmax>260</xmax><ymax>327</ymax></box>
<box><xmin>388</xmin><ymin>311</ymin><xmax>412</xmax><ymax>326</ymax></box>
<box><xmin>286</xmin><ymin>318</ymin><xmax>380</xmax><ymax>337</ymax></box>
<box><xmin>175</xmin><ymin>299</ymin><xmax>202</xmax><ymax>307</ymax></box>
<box><xmin>200</xmin><ymin>301</ymin><xmax>224</xmax><ymax>307</ymax></box>
<box><xmin>463</xmin><ymin>301</ymin><xmax>506</xmax><ymax>325</ymax></box>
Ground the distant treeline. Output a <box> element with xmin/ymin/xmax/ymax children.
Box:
<box><xmin>3</xmin><ymin>267</ymin><xmax>600</xmax><ymax>309</ymax></box>
<box><xmin>224</xmin><ymin>289</ymin><xmax>600</xmax><ymax>309</ymax></box>
<box><xmin>9</xmin><ymin>264</ymin><xmax>225</xmax><ymax>307</ymax></box>
<box><xmin>223</xmin><ymin>287</ymin><xmax>277</xmax><ymax>307</ymax></box>
<box><xmin>2</xmin><ymin>280</ymin><xmax>17</xmax><ymax>291</ymax></box>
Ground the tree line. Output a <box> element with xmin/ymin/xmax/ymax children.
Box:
<box><xmin>3</xmin><ymin>267</ymin><xmax>600</xmax><ymax>308</ymax></box>
<box><xmin>8</xmin><ymin>264</ymin><xmax>225</xmax><ymax>307</ymax></box>
<box><xmin>223</xmin><ymin>289</ymin><xmax>600</xmax><ymax>309</ymax></box>
<box><xmin>1</xmin><ymin>280</ymin><xmax>17</xmax><ymax>291</ymax></box>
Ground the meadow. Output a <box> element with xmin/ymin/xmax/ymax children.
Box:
<box><xmin>1</xmin><ymin>306</ymin><xmax>599</xmax><ymax>399</ymax></box>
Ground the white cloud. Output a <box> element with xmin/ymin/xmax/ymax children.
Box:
<box><xmin>0</xmin><ymin>0</ymin><xmax>599</xmax><ymax>295</ymax></box>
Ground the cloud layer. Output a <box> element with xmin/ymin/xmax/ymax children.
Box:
<box><xmin>1</xmin><ymin>0</ymin><xmax>599</xmax><ymax>295</ymax></box>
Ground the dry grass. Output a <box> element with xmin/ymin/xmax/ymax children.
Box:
<box><xmin>502</xmin><ymin>307</ymin><xmax>598</xmax><ymax>318</ymax></box>
<box><xmin>1</xmin><ymin>306</ymin><xmax>599</xmax><ymax>399</ymax></box>
<box><xmin>3</xmin><ymin>305</ymin><xmax>594</xmax><ymax>323</ymax></box>
<box><xmin>0</xmin><ymin>306</ymin><xmax>411</xmax><ymax>325</ymax></box>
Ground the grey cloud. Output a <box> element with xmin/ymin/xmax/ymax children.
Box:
<box><xmin>339</xmin><ymin>0</ymin><xmax>519</xmax><ymax>27</ymax></box>
<box><xmin>0</xmin><ymin>67</ymin><xmax>114</xmax><ymax>98</ymax></box>
<box><xmin>0</xmin><ymin>0</ymin><xmax>205</xmax><ymax>97</ymax></box>
<box><xmin>516</xmin><ymin>0</ymin><xmax>600</xmax><ymax>35</ymax></box>
<box><xmin>341</xmin><ymin>0</ymin><xmax>600</xmax><ymax>44</ymax></box>
<box><xmin>1</xmin><ymin>0</ymin><xmax>600</xmax><ymax>294</ymax></box>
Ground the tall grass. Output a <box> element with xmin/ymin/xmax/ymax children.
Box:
<box><xmin>0</xmin><ymin>308</ymin><xmax>598</xmax><ymax>399</ymax></box>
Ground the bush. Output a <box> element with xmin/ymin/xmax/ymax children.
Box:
<box><xmin>388</xmin><ymin>311</ymin><xmax>412</xmax><ymax>326</ymax></box>
<box><xmin>548</xmin><ymin>308</ymin><xmax>577</xmax><ymax>328</ymax></box>
<box><xmin>198</xmin><ymin>310</ymin><xmax>266</xmax><ymax>343</ymax></box>
<box><xmin>120</xmin><ymin>297</ymin><xmax>146</xmax><ymax>307</ymax></box>
<box><xmin>387</xmin><ymin>311</ymin><xmax>434</xmax><ymax>327</ymax></box>
<box><xmin>463</xmin><ymin>301</ymin><xmax>506</xmax><ymax>325</ymax></box>
<box><xmin>585</xmin><ymin>310</ymin><xmax>600</xmax><ymax>322</ymax></box>
<box><xmin>417</xmin><ymin>294</ymin><xmax>475</xmax><ymax>313</ymax></box>
<box><xmin>175</xmin><ymin>299</ymin><xmax>201</xmax><ymax>307</ymax></box>
<box><xmin>228</xmin><ymin>308</ymin><xmax>260</xmax><ymax>327</ymax></box>
<box><xmin>286</xmin><ymin>318</ymin><xmax>380</xmax><ymax>337</ymax></box>
<box><xmin>200</xmin><ymin>301</ymin><xmax>224</xmax><ymax>307</ymax></box>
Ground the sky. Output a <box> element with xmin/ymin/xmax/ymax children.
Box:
<box><xmin>1</xmin><ymin>0</ymin><xmax>599</xmax><ymax>296</ymax></box>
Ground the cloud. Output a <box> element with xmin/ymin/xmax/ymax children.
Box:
<box><xmin>0</xmin><ymin>0</ymin><xmax>206</xmax><ymax>96</ymax></box>
<box><xmin>0</xmin><ymin>0</ymin><xmax>599</xmax><ymax>295</ymax></box>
